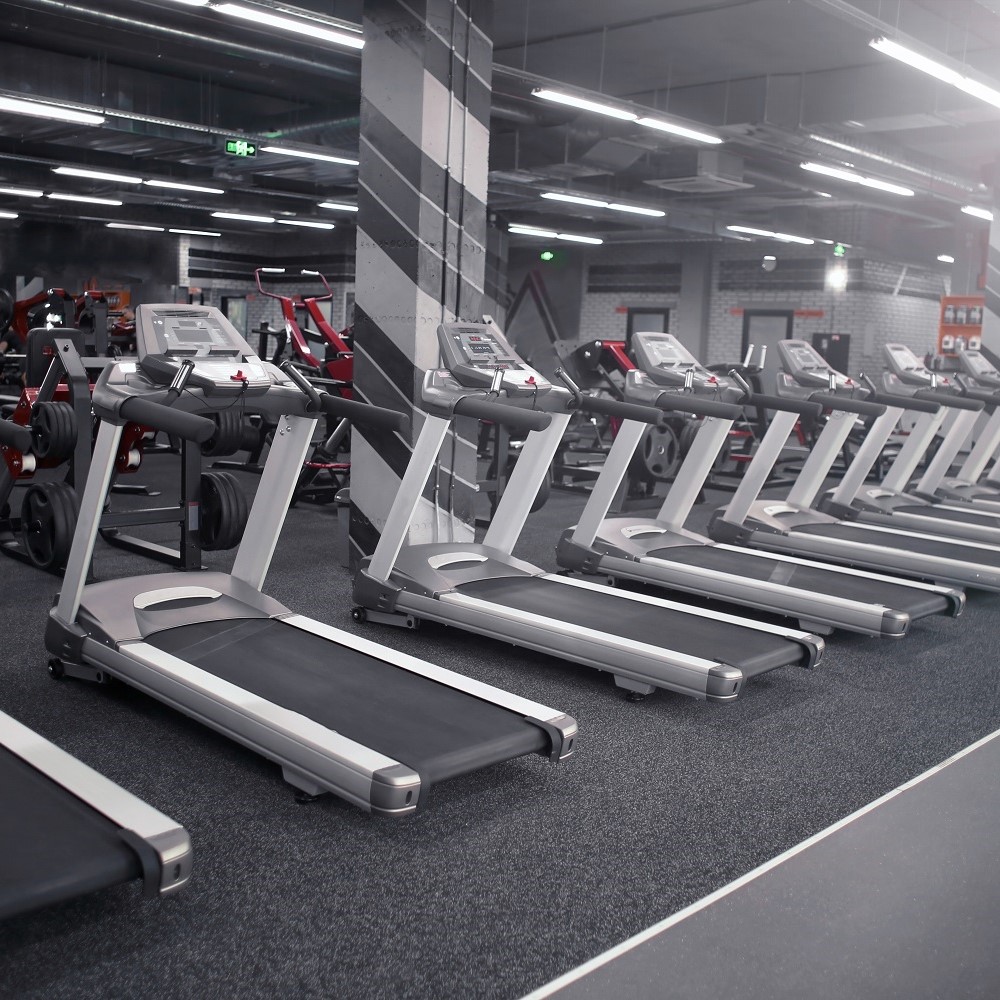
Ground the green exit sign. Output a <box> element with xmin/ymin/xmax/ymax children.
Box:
<box><xmin>225</xmin><ymin>139</ymin><xmax>257</xmax><ymax>157</ymax></box>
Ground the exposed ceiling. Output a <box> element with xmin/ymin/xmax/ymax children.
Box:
<box><xmin>0</xmin><ymin>0</ymin><xmax>998</xmax><ymax>268</ymax></box>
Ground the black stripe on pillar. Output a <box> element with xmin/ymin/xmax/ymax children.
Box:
<box><xmin>353</xmin><ymin>306</ymin><xmax>422</xmax><ymax>407</ymax></box>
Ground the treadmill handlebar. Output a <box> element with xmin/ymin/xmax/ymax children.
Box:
<box><xmin>863</xmin><ymin>391</ymin><xmax>940</xmax><ymax>414</ymax></box>
<box><xmin>0</xmin><ymin>418</ymin><xmax>32</xmax><ymax>454</ymax></box>
<box><xmin>118</xmin><ymin>396</ymin><xmax>216</xmax><ymax>443</ymax></box>
<box><xmin>747</xmin><ymin>393</ymin><xmax>823</xmax><ymax>418</ymax></box>
<box><xmin>652</xmin><ymin>391</ymin><xmax>743</xmax><ymax>420</ymax></box>
<box><xmin>573</xmin><ymin>393</ymin><xmax>664</xmax><ymax>424</ymax></box>
<box><xmin>913</xmin><ymin>388</ymin><xmax>984</xmax><ymax>412</ymax></box>
<box><xmin>808</xmin><ymin>392</ymin><xmax>886</xmax><ymax>417</ymax></box>
<box><xmin>320</xmin><ymin>393</ymin><xmax>409</xmax><ymax>434</ymax></box>
<box><xmin>453</xmin><ymin>394</ymin><xmax>552</xmax><ymax>432</ymax></box>
<box><xmin>955</xmin><ymin>380</ymin><xmax>1000</xmax><ymax>405</ymax></box>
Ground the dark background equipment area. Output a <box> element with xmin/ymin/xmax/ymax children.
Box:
<box><xmin>0</xmin><ymin>461</ymin><xmax>995</xmax><ymax>1000</ymax></box>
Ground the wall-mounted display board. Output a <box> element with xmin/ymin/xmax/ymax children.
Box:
<box><xmin>938</xmin><ymin>295</ymin><xmax>984</xmax><ymax>355</ymax></box>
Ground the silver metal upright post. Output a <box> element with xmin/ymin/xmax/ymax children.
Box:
<box><xmin>880</xmin><ymin>409</ymin><xmax>946</xmax><ymax>493</ymax></box>
<box><xmin>786</xmin><ymin>410</ymin><xmax>856</xmax><ymax>508</ymax></box>
<box><xmin>721</xmin><ymin>410</ymin><xmax>798</xmax><ymax>526</ymax></box>
<box><xmin>829</xmin><ymin>408</ymin><xmax>901</xmax><ymax>505</ymax></box>
<box><xmin>656</xmin><ymin>417</ymin><xmax>733</xmax><ymax>531</ymax></box>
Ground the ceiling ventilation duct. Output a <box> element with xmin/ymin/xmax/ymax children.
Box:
<box><xmin>644</xmin><ymin>150</ymin><xmax>753</xmax><ymax>193</ymax></box>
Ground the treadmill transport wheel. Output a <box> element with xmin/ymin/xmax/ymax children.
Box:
<box><xmin>199</xmin><ymin>471</ymin><xmax>249</xmax><ymax>550</ymax></box>
<box><xmin>30</xmin><ymin>402</ymin><xmax>77</xmax><ymax>462</ymax></box>
<box><xmin>20</xmin><ymin>481</ymin><xmax>78</xmax><ymax>570</ymax></box>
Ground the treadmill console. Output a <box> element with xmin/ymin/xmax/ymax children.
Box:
<box><xmin>883</xmin><ymin>342</ymin><xmax>954</xmax><ymax>391</ymax></box>
<box><xmin>958</xmin><ymin>350</ymin><xmax>1000</xmax><ymax>387</ymax></box>
<box><xmin>629</xmin><ymin>331</ymin><xmax>741</xmax><ymax>400</ymax></box>
<box><xmin>135</xmin><ymin>304</ymin><xmax>272</xmax><ymax>397</ymax></box>
<box><xmin>436</xmin><ymin>322</ymin><xmax>551</xmax><ymax>397</ymax></box>
<box><xmin>777</xmin><ymin>339</ymin><xmax>857</xmax><ymax>393</ymax></box>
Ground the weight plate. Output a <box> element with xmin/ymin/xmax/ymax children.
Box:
<box><xmin>631</xmin><ymin>421</ymin><xmax>682</xmax><ymax>482</ymax></box>
<box><xmin>21</xmin><ymin>481</ymin><xmax>78</xmax><ymax>569</ymax></box>
<box><xmin>200</xmin><ymin>471</ymin><xmax>249</xmax><ymax>550</ymax></box>
<box><xmin>203</xmin><ymin>409</ymin><xmax>243</xmax><ymax>457</ymax></box>
<box><xmin>31</xmin><ymin>401</ymin><xmax>77</xmax><ymax>461</ymax></box>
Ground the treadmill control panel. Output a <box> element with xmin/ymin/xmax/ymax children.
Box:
<box><xmin>135</xmin><ymin>305</ymin><xmax>271</xmax><ymax>397</ymax></box>
<box><xmin>436</xmin><ymin>322</ymin><xmax>551</xmax><ymax>397</ymax></box>
<box><xmin>777</xmin><ymin>339</ymin><xmax>857</xmax><ymax>393</ymax></box>
<box><xmin>629</xmin><ymin>331</ymin><xmax>742</xmax><ymax>401</ymax></box>
<box><xmin>883</xmin><ymin>342</ymin><xmax>953</xmax><ymax>390</ymax></box>
<box><xmin>958</xmin><ymin>350</ymin><xmax>1000</xmax><ymax>387</ymax></box>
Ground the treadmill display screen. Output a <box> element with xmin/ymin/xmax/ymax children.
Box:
<box><xmin>147</xmin><ymin>309</ymin><xmax>239</xmax><ymax>356</ymax></box>
<box><xmin>452</xmin><ymin>328</ymin><xmax>521</xmax><ymax>369</ymax></box>
<box><xmin>644</xmin><ymin>336</ymin><xmax>695</xmax><ymax>369</ymax></box>
<box><xmin>785</xmin><ymin>343</ymin><xmax>828</xmax><ymax>372</ymax></box>
<box><xmin>887</xmin><ymin>345</ymin><xmax>921</xmax><ymax>372</ymax></box>
<box><xmin>963</xmin><ymin>353</ymin><xmax>996</xmax><ymax>376</ymax></box>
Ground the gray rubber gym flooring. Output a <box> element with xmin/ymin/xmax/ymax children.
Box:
<box><xmin>1</xmin><ymin>454</ymin><xmax>997</xmax><ymax>999</ymax></box>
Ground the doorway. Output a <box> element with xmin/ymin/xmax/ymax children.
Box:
<box><xmin>221</xmin><ymin>296</ymin><xmax>247</xmax><ymax>336</ymax></box>
<box><xmin>741</xmin><ymin>309</ymin><xmax>793</xmax><ymax>394</ymax></box>
<box><xmin>626</xmin><ymin>307</ymin><xmax>669</xmax><ymax>352</ymax></box>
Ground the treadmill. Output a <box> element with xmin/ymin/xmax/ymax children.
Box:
<box><xmin>708</xmin><ymin>340</ymin><xmax>1000</xmax><ymax>591</ymax></box>
<box><xmin>45</xmin><ymin>305</ymin><xmax>577</xmax><ymax>816</ymax></box>
<box><xmin>354</xmin><ymin>319</ymin><xmax>823</xmax><ymax>704</ymax></box>
<box><xmin>778</xmin><ymin>340</ymin><xmax>1000</xmax><ymax>545</ymax></box>
<box><xmin>555</xmin><ymin>332</ymin><xmax>961</xmax><ymax>637</ymax></box>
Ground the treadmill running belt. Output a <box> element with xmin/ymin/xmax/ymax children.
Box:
<box><xmin>147</xmin><ymin>619</ymin><xmax>548</xmax><ymax>785</ymax></box>
<box><xmin>891</xmin><ymin>504</ymin><xmax>1000</xmax><ymax>528</ymax></box>
<box><xmin>648</xmin><ymin>545</ymin><xmax>948</xmax><ymax>619</ymax></box>
<box><xmin>793</xmin><ymin>521</ymin><xmax>1000</xmax><ymax>566</ymax></box>
<box><xmin>0</xmin><ymin>748</ymin><xmax>141</xmax><ymax>919</ymax></box>
<box><xmin>454</xmin><ymin>577</ymin><xmax>805</xmax><ymax>675</ymax></box>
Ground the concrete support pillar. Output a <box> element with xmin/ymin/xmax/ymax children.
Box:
<box><xmin>350</xmin><ymin>0</ymin><xmax>493</xmax><ymax>566</ymax></box>
<box><xmin>674</xmin><ymin>245</ymin><xmax>712</xmax><ymax>359</ymax></box>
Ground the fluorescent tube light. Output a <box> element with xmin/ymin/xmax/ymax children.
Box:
<box><xmin>870</xmin><ymin>37</ymin><xmax>1000</xmax><ymax>111</ymax></box>
<box><xmin>937</xmin><ymin>254</ymin><xmax>955</xmax><ymax>263</ymax></box>
<box><xmin>541</xmin><ymin>192</ymin><xmax>608</xmax><ymax>208</ymax></box>
<box><xmin>0</xmin><ymin>211</ymin><xmax>18</xmax><ymax>220</ymax></box>
<box><xmin>961</xmin><ymin>205</ymin><xmax>993</xmax><ymax>221</ymax></box>
<box><xmin>211</xmin><ymin>211</ymin><xmax>275</xmax><ymax>223</ymax></box>
<box><xmin>145</xmin><ymin>179</ymin><xmax>226</xmax><ymax>195</ymax></box>
<box><xmin>763</xmin><ymin>255</ymin><xmax>777</xmax><ymax>261</ymax></box>
<box><xmin>726</xmin><ymin>225</ymin><xmax>814</xmax><ymax>245</ymax></box>
<box><xmin>169</xmin><ymin>228</ymin><xmax>221</xmax><ymax>237</ymax></box>
<box><xmin>635</xmin><ymin>117</ymin><xmax>722</xmax><ymax>144</ymax></box>
<box><xmin>606</xmin><ymin>203</ymin><xmax>666</xmax><ymax>217</ymax></box>
<box><xmin>276</xmin><ymin>219</ymin><xmax>336</xmax><ymax>229</ymax></box>
<box><xmin>318</xmin><ymin>201</ymin><xmax>358</xmax><ymax>212</ymax></box>
<box><xmin>800</xmin><ymin>161</ymin><xmax>914</xmax><ymax>197</ymax></box>
<box><xmin>163</xmin><ymin>0</ymin><xmax>210</xmax><ymax>5</ymax></box>
<box><xmin>260</xmin><ymin>146</ymin><xmax>359</xmax><ymax>166</ymax></box>
<box><xmin>0</xmin><ymin>186</ymin><xmax>43</xmax><ymax>198</ymax></box>
<box><xmin>509</xmin><ymin>225</ymin><xmax>559</xmax><ymax>238</ymax></box>
<box><xmin>47</xmin><ymin>192</ymin><xmax>123</xmax><ymax>205</ymax></box>
<box><xmin>106</xmin><ymin>223</ymin><xmax>165</xmax><ymax>232</ymax></box>
<box><xmin>259</xmin><ymin>267</ymin><xmax>285</xmax><ymax>273</ymax></box>
<box><xmin>53</xmin><ymin>166</ymin><xmax>143</xmax><ymax>184</ymax></box>
<box><xmin>532</xmin><ymin>89</ymin><xmax>637</xmax><ymax>121</ymax></box>
<box><xmin>556</xmin><ymin>233</ymin><xmax>604</xmax><ymax>244</ymax></box>
<box><xmin>214</xmin><ymin>5</ymin><xmax>365</xmax><ymax>50</ymax></box>
<box><xmin>0</xmin><ymin>96</ymin><xmax>104</xmax><ymax>126</ymax></box>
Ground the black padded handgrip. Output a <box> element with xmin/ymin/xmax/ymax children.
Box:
<box><xmin>913</xmin><ymin>389</ymin><xmax>983</xmax><ymax>412</ymax></box>
<box><xmin>654</xmin><ymin>392</ymin><xmax>744</xmax><ymax>419</ymax></box>
<box><xmin>0</xmin><ymin>419</ymin><xmax>32</xmax><ymax>453</ymax></box>
<box><xmin>865</xmin><ymin>391</ymin><xmax>940</xmax><ymax>414</ymax></box>
<box><xmin>809</xmin><ymin>393</ymin><xmax>886</xmax><ymax>417</ymax></box>
<box><xmin>320</xmin><ymin>394</ymin><xmax>409</xmax><ymax>434</ymax></box>
<box><xmin>958</xmin><ymin>385</ymin><xmax>1000</xmax><ymax>405</ymax></box>
<box><xmin>574</xmin><ymin>394</ymin><xmax>663</xmax><ymax>424</ymax></box>
<box><xmin>747</xmin><ymin>393</ymin><xmax>824</xmax><ymax>418</ymax></box>
<box><xmin>118</xmin><ymin>397</ymin><xmax>216</xmax><ymax>443</ymax></box>
<box><xmin>454</xmin><ymin>395</ymin><xmax>552</xmax><ymax>432</ymax></box>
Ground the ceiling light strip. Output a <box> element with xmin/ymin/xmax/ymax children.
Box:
<box><xmin>726</xmin><ymin>225</ymin><xmax>814</xmax><ymax>245</ymax></box>
<box><xmin>0</xmin><ymin>95</ymin><xmax>104</xmax><ymax>126</ymax></box>
<box><xmin>214</xmin><ymin>4</ymin><xmax>365</xmax><ymax>50</ymax></box>
<box><xmin>261</xmin><ymin>145</ymin><xmax>359</xmax><ymax>165</ymax></box>
<box><xmin>800</xmin><ymin>161</ymin><xmax>914</xmax><ymax>197</ymax></box>
<box><xmin>509</xmin><ymin>223</ymin><xmax>602</xmax><ymax>244</ymax></box>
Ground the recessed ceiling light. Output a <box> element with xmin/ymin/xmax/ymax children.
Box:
<box><xmin>0</xmin><ymin>185</ymin><xmax>43</xmax><ymax>198</ymax></box>
<box><xmin>47</xmin><ymin>192</ymin><xmax>123</xmax><ymax>205</ymax></box>
<box><xmin>169</xmin><ymin>228</ymin><xmax>222</xmax><ymax>237</ymax></box>
<box><xmin>318</xmin><ymin>201</ymin><xmax>358</xmax><ymax>212</ymax></box>
<box><xmin>106</xmin><ymin>222</ymin><xmax>165</xmax><ymax>232</ymax></box>
<box><xmin>276</xmin><ymin>219</ymin><xmax>336</xmax><ymax>229</ymax></box>
<box><xmin>214</xmin><ymin>4</ymin><xmax>365</xmax><ymax>50</ymax></box>
<box><xmin>260</xmin><ymin>146</ymin><xmax>359</xmax><ymax>166</ymax></box>
<box><xmin>144</xmin><ymin>179</ymin><xmax>226</xmax><ymax>195</ymax></box>
<box><xmin>937</xmin><ymin>254</ymin><xmax>955</xmax><ymax>263</ymax></box>
<box><xmin>211</xmin><ymin>211</ymin><xmax>275</xmax><ymax>223</ymax></box>
<box><xmin>0</xmin><ymin>96</ymin><xmax>104</xmax><ymax>126</ymax></box>
<box><xmin>531</xmin><ymin>88</ymin><xmax>638</xmax><ymax>121</ymax></box>
<box><xmin>53</xmin><ymin>166</ymin><xmax>143</xmax><ymax>184</ymax></box>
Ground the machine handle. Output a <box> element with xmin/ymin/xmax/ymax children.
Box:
<box><xmin>808</xmin><ymin>393</ymin><xmax>887</xmax><ymax>417</ymax></box>
<box><xmin>281</xmin><ymin>359</ymin><xmax>324</xmax><ymax>410</ymax></box>
<box><xmin>954</xmin><ymin>375</ymin><xmax>1000</xmax><ymax>405</ymax></box>
<box><xmin>913</xmin><ymin>389</ymin><xmax>984</xmax><ymax>412</ymax></box>
<box><xmin>0</xmin><ymin>419</ymin><xmax>32</xmax><ymax>453</ymax></box>
<box><xmin>320</xmin><ymin>393</ymin><xmax>409</xmax><ymax>434</ymax></box>
<box><xmin>453</xmin><ymin>395</ymin><xmax>552</xmax><ymax>432</ymax></box>
<box><xmin>573</xmin><ymin>393</ymin><xmax>664</xmax><ymax>424</ymax></box>
<box><xmin>746</xmin><ymin>393</ymin><xmax>824</xmax><ymax>418</ymax></box>
<box><xmin>863</xmin><ymin>391</ymin><xmax>939</xmax><ymax>414</ymax></box>
<box><xmin>118</xmin><ymin>397</ymin><xmax>216</xmax><ymax>443</ymax></box>
<box><xmin>653</xmin><ymin>391</ymin><xmax>744</xmax><ymax>419</ymax></box>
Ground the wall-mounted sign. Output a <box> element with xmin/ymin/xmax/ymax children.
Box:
<box><xmin>225</xmin><ymin>139</ymin><xmax>257</xmax><ymax>157</ymax></box>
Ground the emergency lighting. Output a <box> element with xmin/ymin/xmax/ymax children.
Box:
<box><xmin>961</xmin><ymin>205</ymin><xmax>993</xmax><ymax>221</ymax></box>
<box><xmin>532</xmin><ymin>89</ymin><xmax>638</xmax><ymax>121</ymax></box>
<box><xmin>214</xmin><ymin>5</ymin><xmax>365</xmax><ymax>50</ymax></box>
<box><xmin>260</xmin><ymin>146</ymin><xmax>359</xmax><ymax>166</ymax></box>
<box><xmin>53</xmin><ymin>166</ymin><xmax>143</xmax><ymax>185</ymax></box>
<box><xmin>870</xmin><ymin>37</ymin><xmax>1000</xmax><ymax>110</ymax></box>
<box><xmin>145</xmin><ymin>179</ymin><xmax>226</xmax><ymax>195</ymax></box>
<box><xmin>211</xmin><ymin>211</ymin><xmax>275</xmax><ymax>223</ymax></box>
<box><xmin>800</xmin><ymin>161</ymin><xmax>914</xmax><ymax>197</ymax></box>
<box><xmin>726</xmin><ymin>225</ymin><xmax>814</xmax><ymax>245</ymax></box>
<box><xmin>0</xmin><ymin>96</ymin><xmax>105</xmax><ymax>126</ymax></box>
